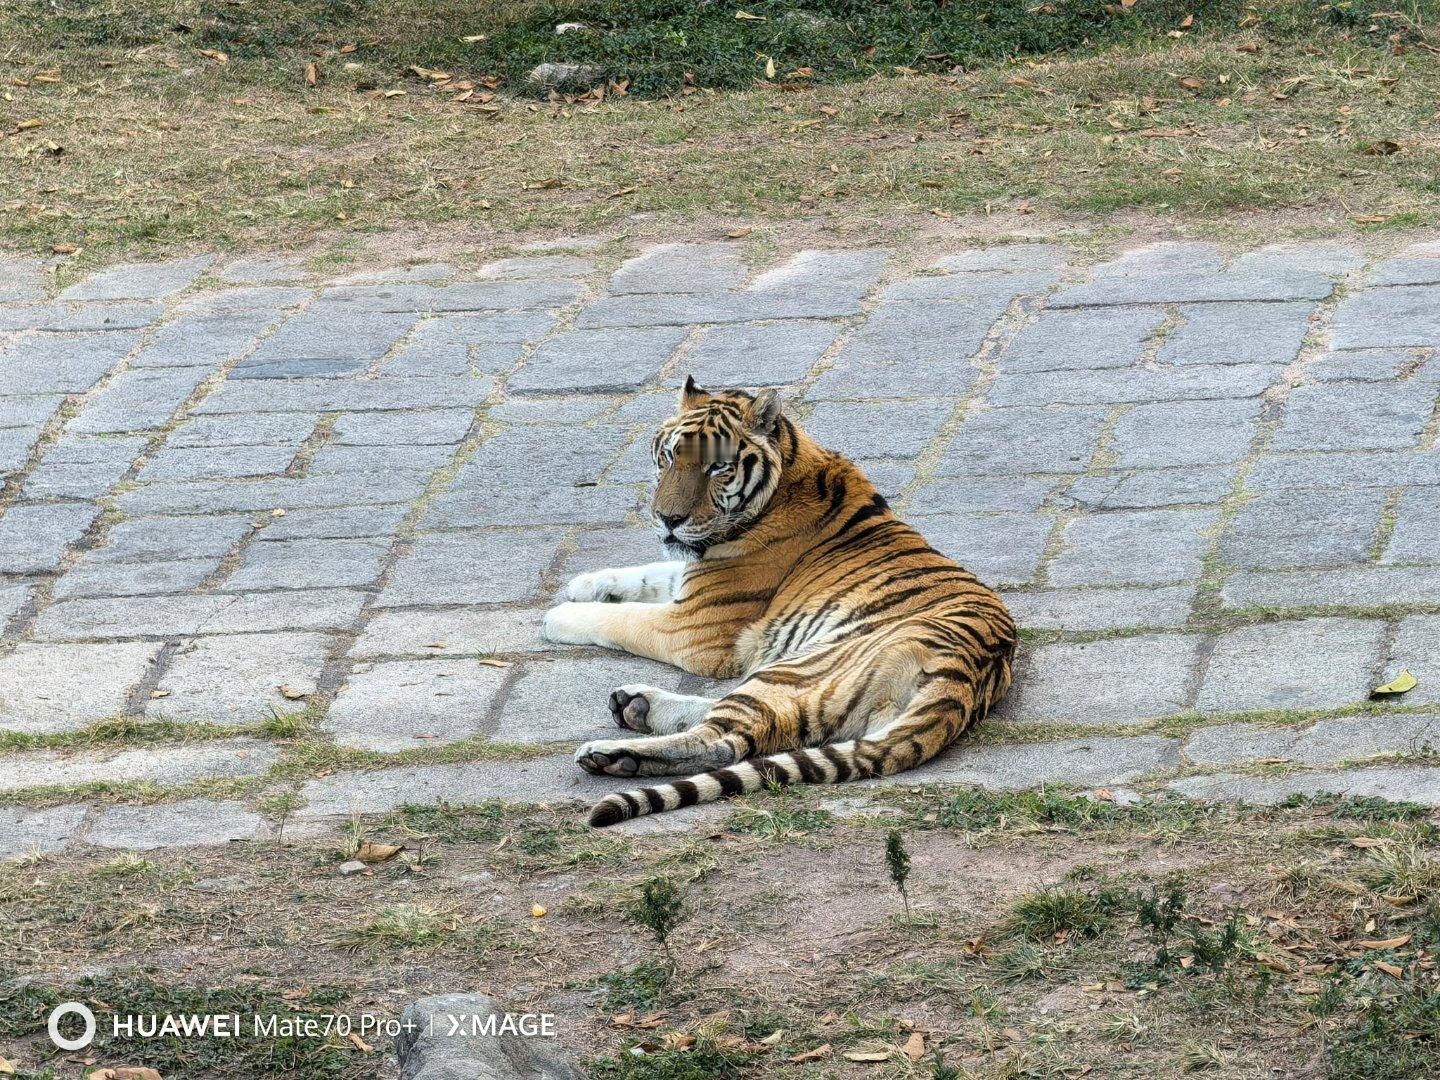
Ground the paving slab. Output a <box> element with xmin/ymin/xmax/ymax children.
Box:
<box><xmin>0</xmin><ymin>805</ymin><xmax>90</xmax><ymax>858</ymax></box>
<box><xmin>0</xmin><ymin>642</ymin><xmax>162</xmax><ymax>733</ymax></box>
<box><xmin>350</xmin><ymin>608</ymin><xmax>554</xmax><ymax>659</ymax></box>
<box><xmin>0</xmin><ymin>739</ymin><xmax>281</xmax><ymax>792</ymax></box>
<box><xmin>1196</xmin><ymin>618</ymin><xmax>1387</xmax><ymax>713</ymax></box>
<box><xmin>496</xmin><ymin>654</ymin><xmax>684</xmax><ymax>743</ymax></box>
<box><xmin>149</xmin><ymin>633</ymin><xmax>335</xmax><ymax>724</ymax></box>
<box><xmin>1169</xmin><ymin>766</ymin><xmax>1440</xmax><ymax>806</ymax></box>
<box><xmin>1182</xmin><ymin>713</ymin><xmax>1440</xmax><ymax>768</ymax></box>
<box><xmin>1002</xmin><ymin>634</ymin><xmax>1203</xmax><ymax>726</ymax></box>
<box><xmin>1001</xmin><ymin>586</ymin><xmax>1195</xmax><ymax>631</ymax></box>
<box><xmin>1049</xmin><ymin>508</ymin><xmax>1218</xmax><ymax>586</ymax></box>
<box><xmin>87</xmin><ymin>799</ymin><xmax>266</xmax><ymax>850</ymax></box>
<box><xmin>325</xmin><ymin>658</ymin><xmax>510</xmax><ymax>750</ymax></box>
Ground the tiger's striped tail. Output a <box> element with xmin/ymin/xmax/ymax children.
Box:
<box><xmin>588</xmin><ymin>742</ymin><xmax>864</xmax><ymax>828</ymax></box>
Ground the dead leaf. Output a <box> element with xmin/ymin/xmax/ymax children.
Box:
<box><xmin>531</xmin><ymin>904</ymin><xmax>547</xmax><ymax>918</ymax></box>
<box><xmin>735</xmin><ymin>10</ymin><xmax>767</xmax><ymax>20</ymax></box>
<box><xmin>789</xmin><ymin>1044</ymin><xmax>831</xmax><ymax>1063</ymax></box>
<box><xmin>477</xmin><ymin>658</ymin><xmax>511</xmax><ymax>668</ymax></box>
<box><xmin>764</xmin><ymin>56</ymin><xmax>776</xmax><ymax>80</ymax></box>
<box><xmin>198</xmin><ymin>48</ymin><xmax>229</xmax><ymax>65</ymax></box>
<box><xmin>1361</xmin><ymin>935</ymin><xmax>1412</xmax><ymax>949</ymax></box>
<box><xmin>1351</xmin><ymin>837</ymin><xmax>1390</xmax><ymax>848</ymax></box>
<box><xmin>305</xmin><ymin>63</ymin><xmax>318</xmax><ymax>86</ymax></box>
<box><xmin>1361</xmin><ymin>139</ymin><xmax>1403</xmax><ymax>156</ymax></box>
<box><xmin>88</xmin><ymin>1070</ymin><xmax>163</xmax><ymax>1080</ymax></box>
<box><xmin>355</xmin><ymin>842</ymin><xmax>403</xmax><ymax>864</ymax></box>
<box><xmin>901</xmin><ymin>1032</ymin><xmax>926</xmax><ymax>1061</ymax></box>
<box><xmin>347</xmin><ymin>1032</ymin><xmax>374</xmax><ymax>1052</ymax></box>
<box><xmin>1374</xmin><ymin>960</ymin><xmax>1405</xmax><ymax>977</ymax></box>
<box><xmin>150</xmin><ymin>689</ymin><xmax>171</xmax><ymax>699</ymax></box>
<box><xmin>1372</xmin><ymin>670</ymin><xmax>1417</xmax><ymax>696</ymax></box>
<box><xmin>1178</xmin><ymin>76</ymin><xmax>1205</xmax><ymax>90</ymax></box>
<box><xmin>760</xmin><ymin>1029</ymin><xmax>785</xmax><ymax>1046</ymax></box>
<box><xmin>842</xmin><ymin>1050</ymin><xmax>890</xmax><ymax>1062</ymax></box>
<box><xmin>51</xmin><ymin>243</ymin><xmax>78</xmax><ymax>254</ymax></box>
<box><xmin>278</xmin><ymin>685</ymin><xmax>308</xmax><ymax>700</ymax></box>
<box><xmin>726</xmin><ymin>227</ymin><xmax>752</xmax><ymax>238</ymax></box>
<box><xmin>1179</xmin><ymin>13</ymin><xmax>1195</xmax><ymax>27</ymax></box>
<box><xmin>0</xmin><ymin>1058</ymin><xmax>15</xmax><ymax>1076</ymax></box>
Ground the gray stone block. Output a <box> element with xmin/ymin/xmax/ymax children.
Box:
<box><xmin>1221</xmin><ymin>489</ymin><xmax>1386</xmax><ymax>570</ymax></box>
<box><xmin>1062</xmin><ymin>467</ymin><xmax>1235</xmax><ymax>510</ymax></box>
<box><xmin>217</xmin><ymin>256</ymin><xmax>308</xmax><ymax>283</ymax></box>
<box><xmin>1369</xmin><ymin>258</ymin><xmax>1440</xmax><ymax>286</ymax></box>
<box><xmin>910</xmin><ymin>734</ymin><xmax>1180</xmax><ymax>790</ymax></box>
<box><xmin>1002</xmin><ymin>634</ymin><xmax>1202</xmax><ymax>725</ymax></box>
<box><xmin>32</xmin><ymin>589</ymin><xmax>368</xmax><ymax>641</ymax></box>
<box><xmin>222</xmin><ymin>538</ymin><xmax>390</xmax><ymax>591</ymax></box>
<box><xmin>0</xmin><ymin>255</ymin><xmax>46</xmax><ymax>302</ymax></box>
<box><xmin>1001</xmin><ymin>585</ymin><xmax>1195</xmax><ymax>631</ymax></box>
<box><xmin>1221</xmin><ymin>565</ymin><xmax>1440</xmax><ymax>610</ymax></box>
<box><xmin>0</xmin><ymin>426</ymin><xmax>38</xmax><ymax>473</ymax></box>
<box><xmin>69</xmin><ymin>366</ymin><xmax>218</xmax><ymax>435</ymax></box>
<box><xmin>293</xmin><ymin>756</ymin><xmax>587</xmax><ymax>816</ymax></box>
<box><xmin>0</xmin><ymin>393</ymin><xmax>66</xmax><ymax>429</ymax></box>
<box><xmin>1272</xmin><ymin>380</ymin><xmax>1433</xmax><ymax>451</ymax></box>
<box><xmin>1169</xmin><ymin>766</ymin><xmax>1440</xmax><ymax>806</ymax></box>
<box><xmin>60</xmin><ymin>256</ymin><xmax>211</xmax><ymax>301</ymax></box>
<box><xmin>53</xmin><ymin>556</ymin><xmax>219</xmax><ymax>598</ymax></box>
<box><xmin>1381</xmin><ymin>616</ymin><xmax>1440</xmax><ymax>707</ymax></box>
<box><xmin>674</xmin><ymin>320</ymin><xmax>838</xmax><ymax>386</ymax></box>
<box><xmin>377</xmin><ymin>529</ymin><xmax>567</xmax><ymax>606</ymax></box>
<box><xmin>508</xmin><ymin>326</ymin><xmax>687</xmax><ymax>393</ymax></box>
<box><xmin>325</xmin><ymin>658</ymin><xmax>510</xmax><ymax>750</ymax></box>
<box><xmin>933</xmin><ymin>244</ymin><xmax>1070</xmax><ymax>273</ymax></box>
<box><xmin>195</xmin><ymin>375</ymin><xmax>494</xmax><ymax>415</ymax></box>
<box><xmin>44</xmin><ymin>302</ymin><xmax>166</xmax><ymax>331</ymax></box>
<box><xmin>168</xmin><ymin>412</ymin><xmax>319</xmax><ymax>447</ymax></box>
<box><xmin>1383</xmin><ymin>490</ymin><xmax>1440</xmax><ymax>564</ymax></box>
<box><xmin>459</xmin><ymin>425</ymin><xmax>630</xmax><ymax>485</ymax></box>
<box><xmin>432</xmin><ymin>279</ymin><xmax>584</xmax><ymax>311</ymax></box>
<box><xmin>1050</xmin><ymin>508</ymin><xmax>1218</xmax><ymax>586</ymax></box>
<box><xmin>747</xmin><ymin>248</ymin><xmax>888</xmax><ymax>295</ymax></box>
<box><xmin>424</xmin><ymin>482</ymin><xmax>640</xmax><ymax>529</ymax></box>
<box><xmin>497</xmin><ymin>654</ymin><xmax>683</xmax><ymax>744</ymax></box>
<box><xmin>1158</xmin><ymin>302</ymin><xmax>1313</xmax><ymax>366</ymax></box>
<box><xmin>575</xmin><ymin>289</ymin><xmax>860</xmax><ymax>329</ymax></box>
<box><xmin>351</xmin><ymin>608</ymin><xmax>552</xmax><ymax>659</ymax></box>
<box><xmin>0</xmin><ymin>582</ymin><xmax>31</xmax><ymax>627</ymax></box>
<box><xmin>913</xmin><ymin>512</ymin><xmax>1053</xmax><ymax>586</ymax></box>
<box><xmin>907</xmin><ymin>476</ymin><xmax>1056</xmax><ymax>514</ymax></box>
<box><xmin>1247</xmin><ymin>451</ymin><xmax>1440</xmax><ymax>491</ymax></box>
<box><xmin>879</xmin><ymin>269</ymin><xmax>1059</xmax><ymax>303</ymax></box>
<box><xmin>150</xmin><ymin>632</ymin><xmax>334</xmax><ymax>724</ymax></box>
<box><xmin>477</xmin><ymin>255</ymin><xmax>594</xmax><ymax>280</ymax></box>
<box><xmin>88</xmin><ymin>799</ymin><xmax>265</xmax><ymax>850</ymax></box>
<box><xmin>22</xmin><ymin>449</ymin><xmax>138</xmax><ymax>500</ymax></box>
<box><xmin>1052</xmin><ymin>243</ymin><xmax>1333</xmax><ymax>306</ymax></box>
<box><xmin>557</xmin><ymin>526</ymin><xmax>661</xmax><ymax>581</ymax></box>
<box><xmin>1001</xmin><ymin>307</ymin><xmax>1163</xmax><ymax>372</ymax></box>
<box><xmin>0</xmin><ymin>330</ymin><xmax>141</xmax><ymax>393</ymax></box>
<box><xmin>804</xmin><ymin>398</ymin><xmax>952</xmax><ymax>458</ymax></box>
<box><xmin>0</xmin><ymin>738</ymin><xmax>281</xmax><ymax>792</ymax></box>
<box><xmin>610</xmin><ymin>243</ymin><xmax>746</xmax><ymax>294</ymax></box>
<box><xmin>1197</xmin><ymin>618</ymin><xmax>1386</xmax><ymax>713</ymax></box>
<box><xmin>1331</xmin><ymin>285</ymin><xmax>1440</xmax><ymax>349</ymax></box>
<box><xmin>408</xmin><ymin>311</ymin><xmax>557</xmax><ymax>346</ymax></box>
<box><xmin>383</xmin><ymin>340</ymin><xmax>521</xmax><ymax>377</ymax></box>
<box><xmin>395</xmin><ymin>993</ymin><xmax>581</xmax><ymax>1080</ymax></box>
<box><xmin>489</xmin><ymin>395</ymin><xmax>619</xmax><ymax>425</ymax></box>
<box><xmin>1183</xmin><ymin>712</ymin><xmax>1440</xmax><ymax>768</ymax></box>
<box><xmin>0</xmin><ymin>805</ymin><xmax>88</xmax><ymax>857</ymax></box>
<box><xmin>1110</xmin><ymin>399</ymin><xmax>1262</xmax><ymax>467</ymax></box>
<box><xmin>101</xmin><ymin>515</ymin><xmax>252</xmax><ymax>561</ymax></box>
<box><xmin>133</xmin><ymin>311</ymin><xmax>287</xmax><ymax>368</ymax></box>
<box><xmin>1308</xmin><ymin>349</ymin><xmax>1415</xmax><ymax>382</ymax></box>
<box><xmin>0</xmin><ymin>503</ymin><xmax>98</xmax><ymax>573</ymax></box>
<box><xmin>986</xmin><ymin>363</ymin><xmax>1280</xmax><ymax>407</ymax></box>
<box><xmin>0</xmin><ymin>642</ymin><xmax>161</xmax><ymax>733</ymax></box>
<box><xmin>939</xmin><ymin>405</ymin><xmax>1108</xmax><ymax>476</ymax></box>
<box><xmin>255</xmin><ymin>505</ymin><xmax>407</xmax><ymax>541</ymax></box>
<box><xmin>116</xmin><ymin>473</ymin><xmax>427</xmax><ymax>515</ymax></box>
<box><xmin>307</xmin><ymin>443</ymin><xmax>454</xmax><ymax>476</ymax></box>
<box><xmin>312</xmin><ymin>284</ymin><xmax>436</xmax><ymax>312</ymax></box>
<box><xmin>139</xmin><ymin>444</ymin><xmax>296</xmax><ymax>482</ymax></box>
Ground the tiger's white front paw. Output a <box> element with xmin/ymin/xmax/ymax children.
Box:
<box><xmin>542</xmin><ymin>602</ymin><xmax>604</xmax><ymax>646</ymax></box>
<box><xmin>560</xmin><ymin>569</ymin><xmax>625</xmax><ymax>604</ymax></box>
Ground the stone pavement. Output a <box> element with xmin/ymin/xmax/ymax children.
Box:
<box><xmin>2</xmin><ymin>237</ymin><xmax>1439</xmax><ymax>855</ymax></box>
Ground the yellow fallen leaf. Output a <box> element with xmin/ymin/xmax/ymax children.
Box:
<box><xmin>1350</xmin><ymin>837</ymin><xmax>1389</xmax><ymax>848</ymax></box>
<box><xmin>735</xmin><ymin>10</ymin><xmax>767</xmax><ymax>19</ymax></box>
<box><xmin>0</xmin><ymin>1057</ymin><xmax>15</xmax><ymax>1075</ymax></box>
<box><xmin>1372</xmin><ymin>670</ymin><xmax>1417</xmax><ymax>697</ymax></box>
<box><xmin>17</xmin><ymin>119</ymin><xmax>43</xmax><ymax>130</ymax></box>
<box><xmin>477</xmin><ymin>658</ymin><xmax>511</xmax><ymax>668</ymax></box>
<box><xmin>355</xmin><ymin>842</ymin><xmax>403</xmax><ymax>864</ymax></box>
<box><xmin>842</xmin><ymin>1050</ymin><xmax>890</xmax><ymax>1062</ymax></box>
<box><xmin>1360</xmin><ymin>935</ymin><xmax>1412</xmax><ymax>949</ymax></box>
<box><xmin>764</xmin><ymin>56</ymin><xmax>776</xmax><ymax>80</ymax></box>
<box><xmin>347</xmin><ymin>1032</ymin><xmax>374</xmax><ymax>1053</ymax></box>
<box><xmin>531</xmin><ymin>904</ymin><xmax>547</xmax><ymax>918</ymax></box>
<box><xmin>726</xmin><ymin>227</ymin><xmax>752</xmax><ymax>238</ymax></box>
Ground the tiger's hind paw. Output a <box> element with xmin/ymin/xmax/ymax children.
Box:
<box><xmin>576</xmin><ymin>742</ymin><xmax>641</xmax><ymax>777</ymax></box>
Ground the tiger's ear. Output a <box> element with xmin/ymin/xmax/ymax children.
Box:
<box><xmin>745</xmin><ymin>388</ymin><xmax>781</xmax><ymax>437</ymax></box>
<box><xmin>679</xmin><ymin>375</ymin><xmax>708</xmax><ymax>410</ymax></box>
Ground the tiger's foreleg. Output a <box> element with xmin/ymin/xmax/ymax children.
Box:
<box><xmin>560</xmin><ymin>562</ymin><xmax>686</xmax><ymax>604</ymax></box>
<box><xmin>541</xmin><ymin>601</ymin><xmax>741</xmax><ymax>678</ymax></box>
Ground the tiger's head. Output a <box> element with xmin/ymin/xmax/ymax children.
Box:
<box><xmin>650</xmin><ymin>377</ymin><xmax>785</xmax><ymax>559</ymax></box>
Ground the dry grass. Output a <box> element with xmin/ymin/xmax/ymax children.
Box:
<box><xmin>0</xmin><ymin>3</ymin><xmax>1437</xmax><ymax>264</ymax></box>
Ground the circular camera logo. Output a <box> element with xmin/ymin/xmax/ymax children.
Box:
<box><xmin>47</xmin><ymin>1002</ymin><xmax>97</xmax><ymax>1051</ymax></box>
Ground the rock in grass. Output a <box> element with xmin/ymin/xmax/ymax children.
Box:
<box><xmin>527</xmin><ymin>62</ymin><xmax>602</xmax><ymax>89</ymax></box>
<box><xmin>395</xmin><ymin>993</ymin><xmax>580</xmax><ymax>1080</ymax></box>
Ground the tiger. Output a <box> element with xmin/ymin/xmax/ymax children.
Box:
<box><xmin>541</xmin><ymin>377</ymin><xmax>1017</xmax><ymax>827</ymax></box>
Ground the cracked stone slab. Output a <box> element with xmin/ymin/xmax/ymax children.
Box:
<box><xmin>939</xmin><ymin>405</ymin><xmax>1108</xmax><ymax>476</ymax></box>
<box><xmin>1002</xmin><ymin>634</ymin><xmax>1203</xmax><ymax>726</ymax></box>
<box><xmin>1062</xmin><ymin>467</ymin><xmax>1235</xmax><ymax>511</ymax></box>
<box><xmin>1182</xmin><ymin>712</ymin><xmax>1440</xmax><ymax>768</ymax></box>
<box><xmin>746</xmin><ymin>249</ymin><xmax>888</xmax><ymax>295</ymax></box>
<box><xmin>0</xmin><ymin>805</ymin><xmax>89</xmax><ymax>858</ymax></box>
<box><xmin>1001</xmin><ymin>308</ymin><xmax>1163</xmax><ymax>373</ymax></box>
<box><xmin>325</xmin><ymin>658</ymin><xmax>510</xmax><ymax>750</ymax></box>
<box><xmin>0</xmin><ymin>330</ymin><xmax>143</xmax><ymax>394</ymax></box>
<box><xmin>1272</xmin><ymin>379</ymin><xmax>1434</xmax><ymax>451</ymax></box>
<box><xmin>1168</xmin><ymin>766</ymin><xmax>1440</xmax><ymax>806</ymax></box>
<box><xmin>495</xmin><ymin>654</ymin><xmax>684</xmax><ymax>744</ymax></box>
<box><xmin>1197</xmin><ymin>618</ymin><xmax>1387</xmax><ymax>713</ymax></box>
<box><xmin>609</xmin><ymin>243</ymin><xmax>746</xmax><ymax>294</ymax></box>
<box><xmin>986</xmin><ymin>362</ymin><xmax>1282</xmax><ymax>407</ymax></box>
<box><xmin>1331</xmin><ymin>285</ymin><xmax>1440</xmax><ymax>349</ymax></box>
<box><xmin>507</xmin><ymin>327</ymin><xmax>687</xmax><ymax>393</ymax></box>
<box><xmin>149</xmin><ymin>632</ymin><xmax>335</xmax><ymax>724</ymax></box>
<box><xmin>673</xmin><ymin>320</ymin><xmax>838</xmax><ymax>387</ymax></box>
<box><xmin>805</xmin><ymin>398</ymin><xmax>953</xmax><ymax>458</ymax></box>
<box><xmin>1109</xmin><ymin>399</ymin><xmax>1263</xmax><ymax>467</ymax></box>
<box><xmin>1157</xmin><ymin>302</ymin><xmax>1313</xmax><ymax>366</ymax></box>
<box><xmin>0</xmin><ymin>642</ymin><xmax>163</xmax><ymax>733</ymax></box>
<box><xmin>87</xmin><ymin>799</ymin><xmax>266</xmax><ymax>850</ymax></box>
<box><xmin>0</xmin><ymin>738</ymin><xmax>281</xmax><ymax>792</ymax></box>
<box><xmin>220</xmin><ymin>537</ymin><xmax>390</xmax><ymax>591</ymax></box>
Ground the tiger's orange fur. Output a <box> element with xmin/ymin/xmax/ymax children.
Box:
<box><xmin>542</xmin><ymin>379</ymin><xmax>1016</xmax><ymax>826</ymax></box>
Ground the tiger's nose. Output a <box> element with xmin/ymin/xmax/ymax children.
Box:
<box><xmin>657</xmin><ymin>513</ymin><xmax>688</xmax><ymax>531</ymax></box>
